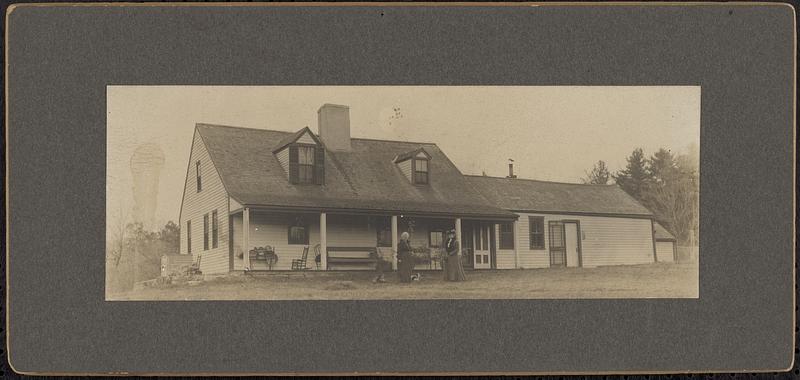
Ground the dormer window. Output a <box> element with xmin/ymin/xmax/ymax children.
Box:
<box><xmin>289</xmin><ymin>144</ymin><xmax>325</xmax><ymax>185</ymax></box>
<box><xmin>393</xmin><ymin>147</ymin><xmax>432</xmax><ymax>185</ymax></box>
<box><xmin>296</xmin><ymin>145</ymin><xmax>315</xmax><ymax>184</ymax></box>
<box><xmin>273</xmin><ymin>127</ymin><xmax>326</xmax><ymax>186</ymax></box>
<box><xmin>413</xmin><ymin>158</ymin><xmax>429</xmax><ymax>184</ymax></box>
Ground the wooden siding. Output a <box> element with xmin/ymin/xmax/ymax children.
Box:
<box><xmin>494</xmin><ymin>223</ymin><xmax>516</xmax><ymax>269</ymax></box>
<box><xmin>297</xmin><ymin>131</ymin><xmax>316</xmax><ymax>145</ymax></box>
<box><xmin>179</xmin><ymin>131</ymin><xmax>231</xmax><ymax>274</ymax></box>
<box><xmin>326</xmin><ymin>215</ymin><xmax>377</xmax><ymax>247</ymax></box>
<box><xmin>656</xmin><ymin>241</ymin><xmax>675</xmax><ymax>263</ymax></box>
<box><xmin>397</xmin><ymin>159</ymin><xmax>412</xmax><ymax>182</ymax></box>
<box><xmin>276</xmin><ymin>147</ymin><xmax>290</xmax><ymax>179</ymax></box>
<box><xmin>229</xmin><ymin>197</ymin><xmax>243</xmax><ymax>212</ymax></box>
<box><xmin>514</xmin><ymin>212</ymin><xmax>655</xmax><ymax>268</ymax></box>
<box><xmin>232</xmin><ymin>212</ymin><xmax>320</xmax><ymax>271</ymax></box>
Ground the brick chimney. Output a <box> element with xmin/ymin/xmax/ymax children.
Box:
<box><xmin>317</xmin><ymin>104</ymin><xmax>351</xmax><ymax>152</ymax></box>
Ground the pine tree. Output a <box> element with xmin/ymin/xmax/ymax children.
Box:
<box><xmin>613</xmin><ymin>148</ymin><xmax>651</xmax><ymax>199</ymax></box>
<box><xmin>647</xmin><ymin>148</ymin><xmax>679</xmax><ymax>184</ymax></box>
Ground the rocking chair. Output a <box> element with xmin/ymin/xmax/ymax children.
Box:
<box><xmin>188</xmin><ymin>255</ymin><xmax>202</xmax><ymax>275</ymax></box>
<box><xmin>291</xmin><ymin>245</ymin><xmax>311</xmax><ymax>270</ymax></box>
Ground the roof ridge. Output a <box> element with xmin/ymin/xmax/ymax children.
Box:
<box><xmin>464</xmin><ymin>174</ymin><xmax>619</xmax><ymax>187</ymax></box>
<box><xmin>196</xmin><ymin>123</ymin><xmax>295</xmax><ymax>134</ymax></box>
<box><xmin>350</xmin><ymin>137</ymin><xmax>436</xmax><ymax>145</ymax></box>
<box><xmin>196</xmin><ymin>123</ymin><xmax>436</xmax><ymax>146</ymax></box>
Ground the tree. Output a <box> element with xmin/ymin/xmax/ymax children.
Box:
<box><xmin>581</xmin><ymin>160</ymin><xmax>611</xmax><ymax>185</ymax></box>
<box><xmin>613</xmin><ymin>148</ymin><xmax>651</xmax><ymax>199</ymax></box>
<box><xmin>647</xmin><ymin>148</ymin><xmax>679</xmax><ymax>184</ymax></box>
<box><xmin>641</xmin><ymin>146</ymin><xmax>699</xmax><ymax>246</ymax></box>
<box><xmin>644</xmin><ymin>175</ymin><xmax>697</xmax><ymax>245</ymax></box>
<box><xmin>106</xmin><ymin>220</ymin><xmax>181</xmax><ymax>294</ymax></box>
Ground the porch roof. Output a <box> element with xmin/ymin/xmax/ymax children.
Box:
<box><xmin>197</xmin><ymin>123</ymin><xmax>516</xmax><ymax>220</ymax></box>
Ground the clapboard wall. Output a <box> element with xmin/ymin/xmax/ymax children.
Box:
<box><xmin>496</xmin><ymin>212</ymin><xmax>656</xmax><ymax>269</ymax></box>
<box><xmin>178</xmin><ymin>128</ymin><xmax>231</xmax><ymax>274</ymax></box>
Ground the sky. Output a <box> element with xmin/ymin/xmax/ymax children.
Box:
<box><xmin>107</xmin><ymin>86</ymin><xmax>700</xmax><ymax>232</ymax></box>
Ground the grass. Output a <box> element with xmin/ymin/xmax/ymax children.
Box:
<box><xmin>108</xmin><ymin>260</ymin><xmax>699</xmax><ymax>301</ymax></box>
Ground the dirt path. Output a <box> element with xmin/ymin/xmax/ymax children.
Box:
<box><xmin>109</xmin><ymin>261</ymin><xmax>698</xmax><ymax>301</ymax></box>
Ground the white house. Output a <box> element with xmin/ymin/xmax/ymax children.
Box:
<box><xmin>178</xmin><ymin>103</ymin><xmax>664</xmax><ymax>274</ymax></box>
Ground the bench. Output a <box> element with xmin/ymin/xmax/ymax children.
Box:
<box><xmin>326</xmin><ymin>246</ymin><xmax>378</xmax><ymax>270</ymax></box>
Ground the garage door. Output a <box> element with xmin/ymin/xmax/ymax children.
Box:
<box><xmin>656</xmin><ymin>241</ymin><xmax>675</xmax><ymax>262</ymax></box>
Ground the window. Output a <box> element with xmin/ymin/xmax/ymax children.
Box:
<box><xmin>186</xmin><ymin>220</ymin><xmax>192</xmax><ymax>254</ymax></box>
<box><xmin>211</xmin><ymin>210</ymin><xmax>218</xmax><ymax>249</ymax></box>
<box><xmin>289</xmin><ymin>145</ymin><xmax>324</xmax><ymax>185</ymax></box>
<box><xmin>196</xmin><ymin>161</ymin><xmax>202</xmax><ymax>192</ymax></box>
<box><xmin>203</xmin><ymin>214</ymin><xmax>209</xmax><ymax>250</ymax></box>
<box><xmin>376</xmin><ymin>218</ymin><xmax>392</xmax><ymax>247</ymax></box>
<box><xmin>499</xmin><ymin>222</ymin><xmax>515</xmax><ymax>249</ymax></box>
<box><xmin>413</xmin><ymin>159</ymin><xmax>429</xmax><ymax>184</ymax></box>
<box><xmin>288</xmin><ymin>219</ymin><xmax>309</xmax><ymax>245</ymax></box>
<box><xmin>297</xmin><ymin>146</ymin><xmax>315</xmax><ymax>184</ymax></box>
<box><xmin>529</xmin><ymin>216</ymin><xmax>545</xmax><ymax>249</ymax></box>
<box><xmin>429</xmin><ymin>230</ymin><xmax>444</xmax><ymax>248</ymax></box>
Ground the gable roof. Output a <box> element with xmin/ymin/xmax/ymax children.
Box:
<box><xmin>653</xmin><ymin>222</ymin><xmax>676</xmax><ymax>241</ymax></box>
<box><xmin>465</xmin><ymin>175</ymin><xmax>654</xmax><ymax>217</ymax></box>
<box><xmin>195</xmin><ymin>123</ymin><xmax>515</xmax><ymax>219</ymax></box>
<box><xmin>393</xmin><ymin>147</ymin><xmax>432</xmax><ymax>163</ymax></box>
<box><xmin>271</xmin><ymin>126</ymin><xmax>322</xmax><ymax>153</ymax></box>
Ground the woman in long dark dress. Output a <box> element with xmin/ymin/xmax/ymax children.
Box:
<box><xmin>443</xmin><ymin>229</ymin><xmax>466</xmax><ymax>281</ymax></box>
<box><xmin>397</xmin><ymin>232</ymin><xmax>414</xmax><ymax>283</ymax></box>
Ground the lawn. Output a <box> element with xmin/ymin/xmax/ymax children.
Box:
<box><xmin>108</xmin><ymin>260</ymin><xmax>698</xmax><ymax>301</ymax></box>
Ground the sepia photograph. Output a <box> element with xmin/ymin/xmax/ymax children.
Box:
<box><xmin>106</xmin><ymin>86</ymin><xmax>700</xmax><ymax>301</ymax></box>
<box><xmin>7</xmin><ymin>2</ymin><xmax>795</xmax><ymax>375</ymax></box>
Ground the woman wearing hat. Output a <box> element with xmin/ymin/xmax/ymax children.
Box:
<box><xmin>443</xmin><ymin>229</ymin><xmax>466</xmax><ymax>281</ymax></box>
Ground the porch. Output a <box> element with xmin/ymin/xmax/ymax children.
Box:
<box><xmin>229</xmin><ymin>207</ymin><xmax>512</xmax><ymax>272</ymax></box>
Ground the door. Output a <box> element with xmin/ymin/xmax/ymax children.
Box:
<box><xmin>564</xmin><ymin>222</ymin><xmax>581</xmax><ymax>267</ymax></box>
<box><xmin>473</xmin><ymin>224</ymin><xmax>491</xmax><ymax>269</ymax></box>
<box><xmin>461</xmin><ymin>223</ymin><xmax>474</xmax><ymax>269</ymax></box>
<box><xmin>548</xmin><ymin>221</ymin><xmax>566</xmax><ymax>267</ymax></box>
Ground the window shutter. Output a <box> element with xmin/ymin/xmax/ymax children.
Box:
<box><xmin>288</xmin><ymin>145</ymin><xmax>299</xmax><ymax>184</ymax></box>
<box><xmin>315</xmin><ymin>146</ymin><xmax>325</xmax><ymax>185</ymax></box>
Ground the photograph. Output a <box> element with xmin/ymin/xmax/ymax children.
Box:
<box><xmin>6</xmin><ymin>2</ymin><xmax>794</xmax><ymax>375</ymax></box>
<box><xmin>106</xmin><ymin>86</ymin><xmax>700</xmax><ymax>301</ymax></box>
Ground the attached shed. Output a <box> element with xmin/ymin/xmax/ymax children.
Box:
<box><xmin>466</xmin><ymin>175</ymin><xmax>657</xmax><ymax>269</ymax></box>
<box><xmin>653</xmin><ymin>222</ymin><xmax>677</xmax><ymax>263</ymax></box>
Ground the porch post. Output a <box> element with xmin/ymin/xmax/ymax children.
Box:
<box><xmin>391</xmin><ymin>215</ymin><xmax>398</xmax><ymax>270</ymax></box>
<box><xmin>320</xmin><ymin>212</ymin><xmax>327</xmax><ymax>270</ymax></box>
<box><xmin>243</xmin><ymin>207</ymin><xmax>251</xmax><ymax>270</ymax></box>
<box><xmin>513</xmin><ymin>219</ymin><xmax>520</xmax><ymax>268</ymax></box>
<box><xmin>455</xmin><ymin>218</ymin><xmax>462</xmax><ymax>256</ymax></box>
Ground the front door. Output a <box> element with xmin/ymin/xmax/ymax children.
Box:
<box><xmin>564</xmin><ymin>222</ymin><xmax>581</xmax><ymax>267</ymax></box>
<box><xmin>473</xmin><ymin>224</ymin><xmax>491</xmax><ymax>269</ymax></box>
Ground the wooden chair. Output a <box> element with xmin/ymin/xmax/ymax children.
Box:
<box><xmin>313</xmin><ymin>244</ymin><xmax>322</xmax><ymax>270</ymax></box>
<box><xmin>291</xmin><ymin>246</ymin><xmax>311</xmax><ymax>270</ymax></box>
<box><xmin>188</xmin><ymin>254</ymin><xmax>202</xmax><ymax>275</ymax></box>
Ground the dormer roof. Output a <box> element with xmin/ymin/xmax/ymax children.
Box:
<box><xmin>393</xmin><ymin>147</ymin><xmax>432</xmax><ymax>163</ymax></box>
<box><xmin>271</xmin><ymin>126</ymin><xmax>323</xmax><ymax>153</ymax></box>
